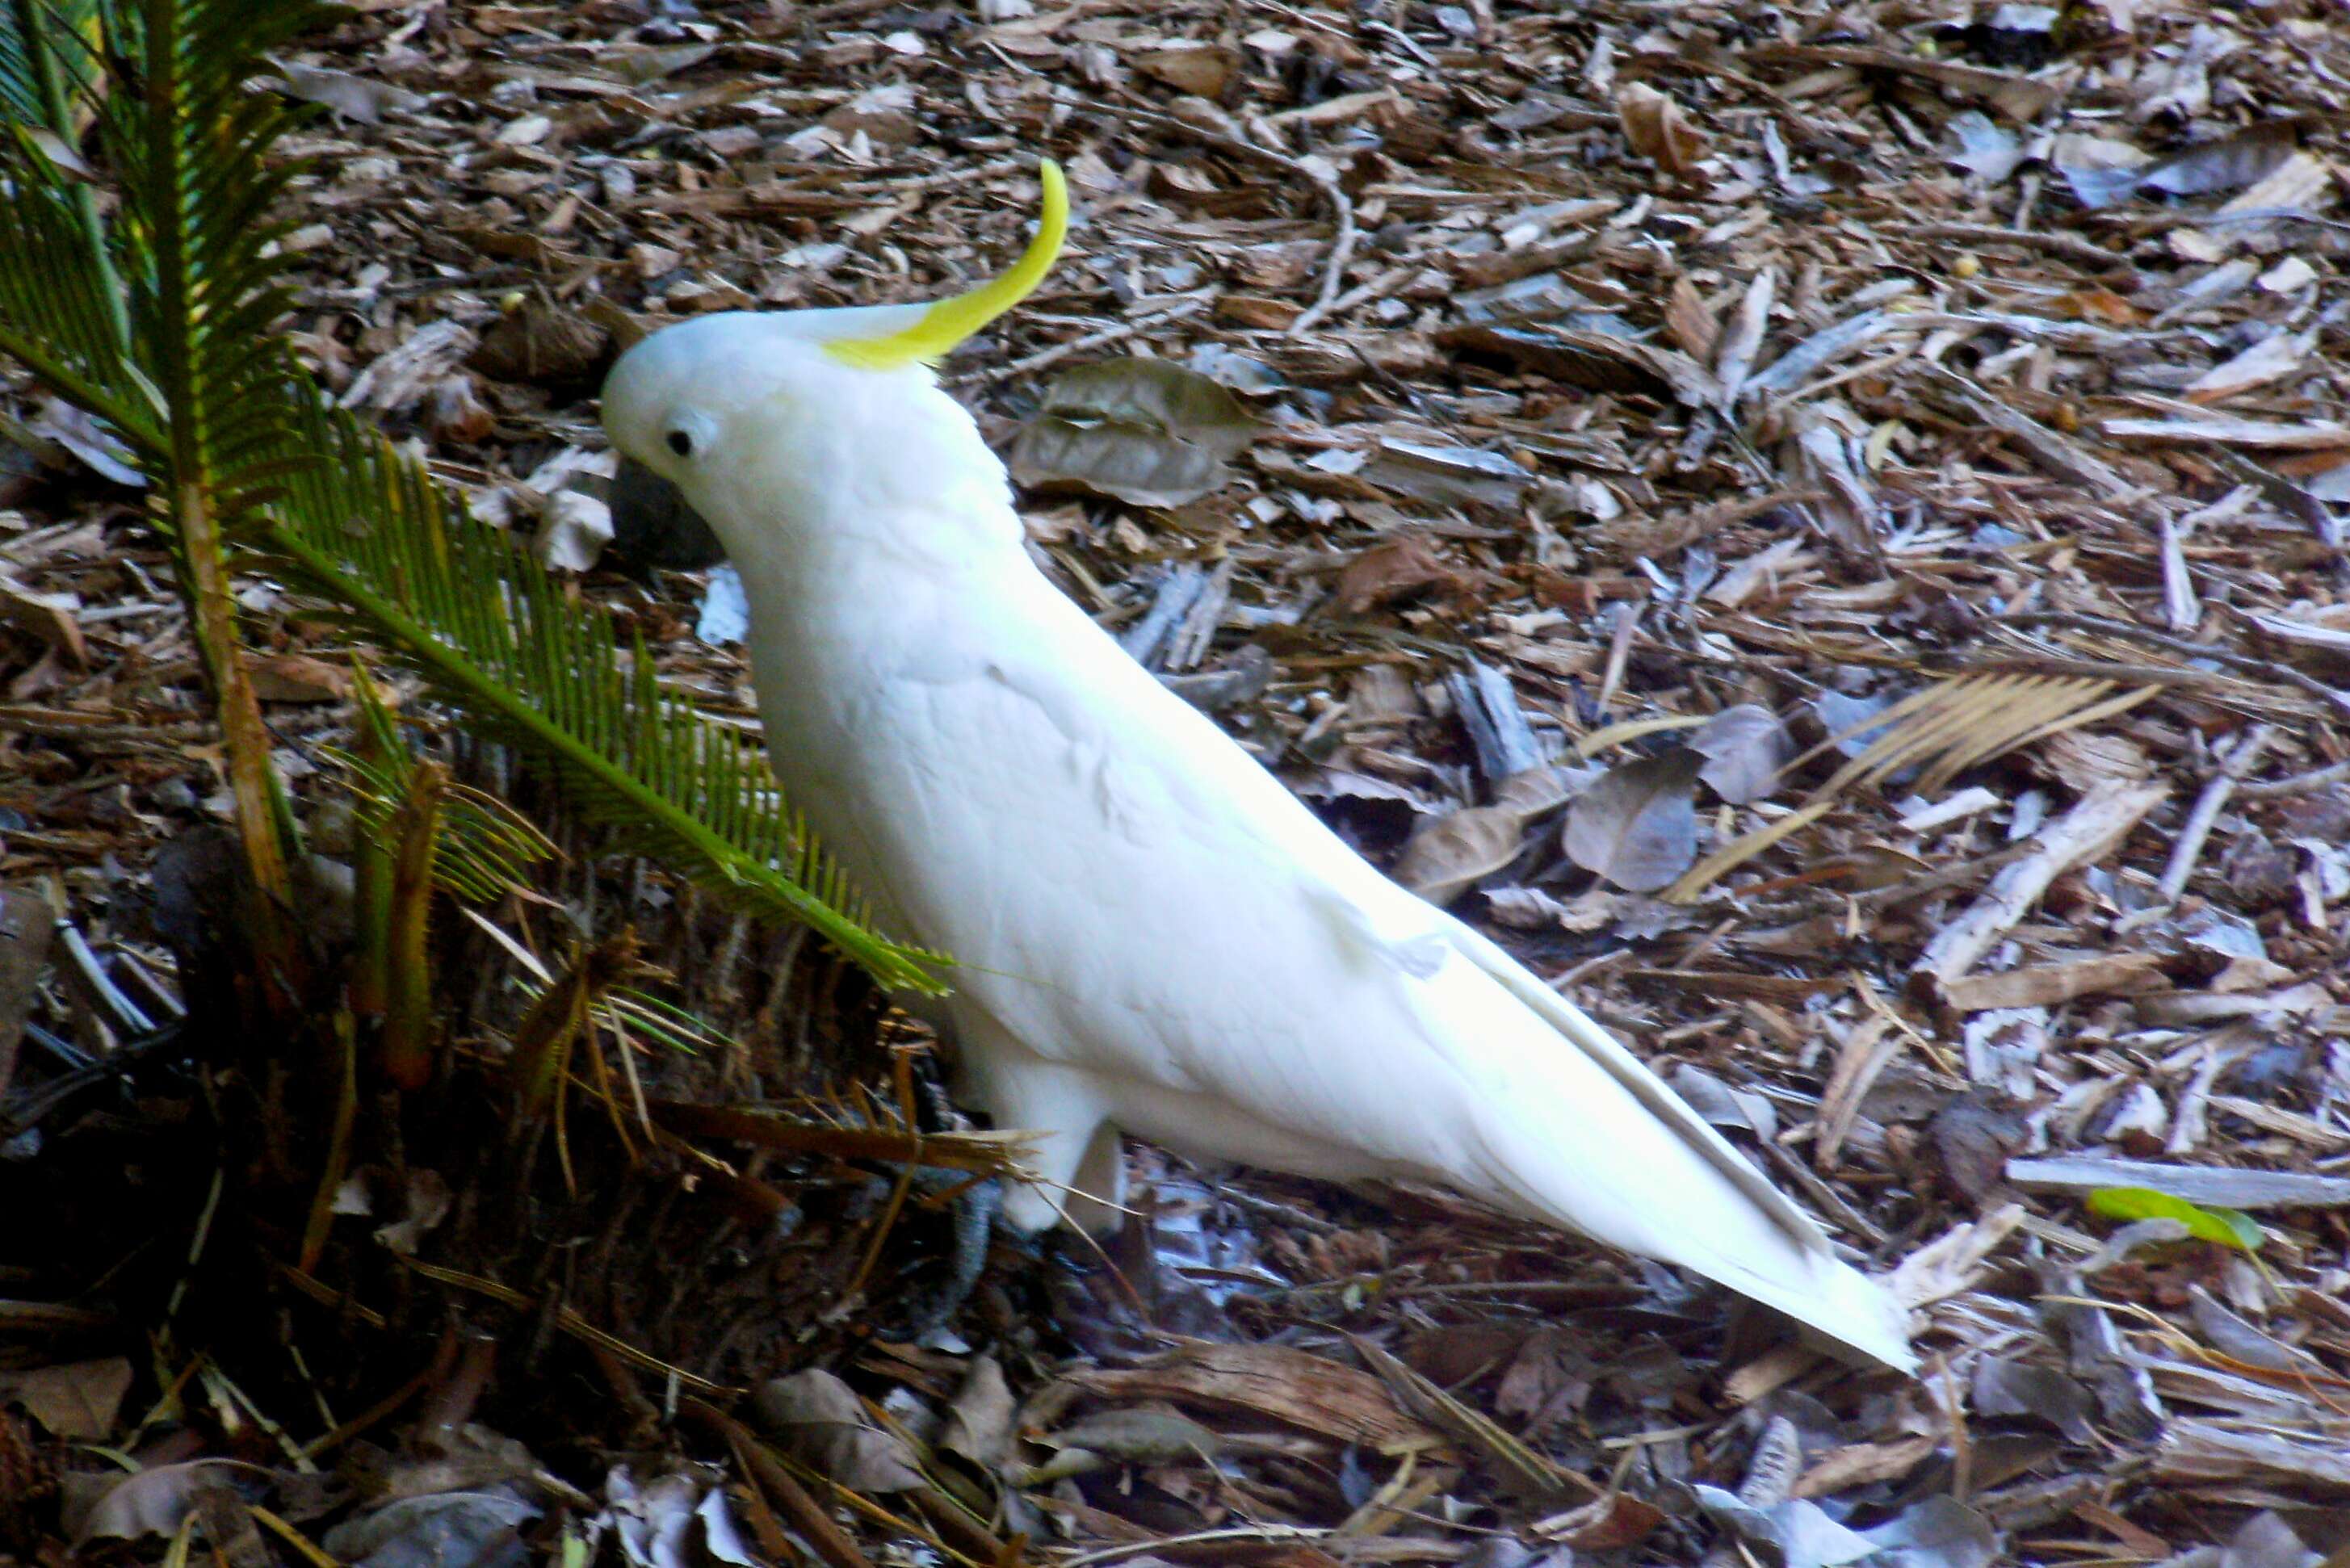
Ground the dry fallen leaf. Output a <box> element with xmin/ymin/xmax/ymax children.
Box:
<box><xmin>1535</xmin><ymin>1491</ymin><xmax>1667</xmax><ymax>1551</ymax></box>
<box><xmin>1664</xmin><ymin>275</ymin><xmax>1719</xmax><ymax>360</ymax></box>
<box><xmin>468</xmin><ymin>300</ymin><xmax>613</xmax><ymax>388</ymax></box>
<box><xmin>1056</xmin><ymin>1343</ymin><xmax>1440</xmax><ymax>1453</ymax></box>
<box><xmin>1392</xmin><ymin>802</ymin><xmax>1528</xmax><ymax>903</ymax></box>
<box><xmin>1615</xmin><ymin>83</ymin><xmax>1707</xmax><ymax>179</ymax></box>
<box><xmin>246</xmin><ymin>652</ymin><xmax>353</xmax><ymax>704</ymax></box>
<box><xmin>70</xmin><ymin>1460</ymin><xmax>259</xmax><ymax>1544</ymax></box>
<box><xmin>1563</xmin><ymin>748</ymin><xmax>1702</xmax><ymax>892</ymax></box>
<box><xmin>1009</xmin><ymin>357</ymin><xmax>1258</xmax><ymax>508</ymax></box>
<box><xmin>1332</xmin><ymin>534</ymin><xmax>1459</xmax><ymax>615</ymax></box>
<box><xmin>0</xmin><ymin>1357</ymin><xmax>132</xmax><ymax>1440</ymax></box>
<box><xmin>937</xmin><ymin>1355</ymin><xmax>1016</xmax><ymax>1473</ymax></box>
<box><xmin>1689</xmin><ymin>704</ymin><xmax>1792</xmax><ymax>805</ymax></box>
<box><xmin>1134</xmin><ymin>42</ymin><xmax>1240</xmax><ymax>97</ymax></box>
<box><xmin>0</xmin><ymin>573</ymin><xmax>87</xmax><ymax>667</ymax></box>
<box><xmin>1392</xmin><ymin>769</ymin><xmax>1561</xmax><ymax>903</ymax></box>
<box><xmin>750</xmin><ymin>1369</ymin><xmax>928</xmax><ymax>1492</ymax></box>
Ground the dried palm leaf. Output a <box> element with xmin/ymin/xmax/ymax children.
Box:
<box><xmin>1666</xmin><ymin>673</ymin><xmax>2159</xmax><ymax>902</ymax></box>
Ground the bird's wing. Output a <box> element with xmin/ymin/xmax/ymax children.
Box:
<box><xmin>820</xmin><ymin>601</ymin><xmax>1911</xmax><ymax>1368</ymax></box>
<box><xmin>829</xmin><ymin>629</ymin><xmax>1447</xmax><ymax>1124</ymax></box>
<box><xmin>1435</xmin><ymin>914</ymin><xmax>1830</xmax><ymax>1257</ymax></box>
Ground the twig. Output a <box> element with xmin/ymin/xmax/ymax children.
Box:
<box><xmin>1595</xmin><ymin>600</ymin><xmax>1641</xmax><ymax>712</ymax></box>
<box><xmin>1896</xmin><ymin>222</ymin><xmax>2131</xmax><ymax>271</ymax></box>
<box><xmin>2235</xmin><ymin>756</ymin><xmax>2350</xmax><ymax>799</ymax></box>
<box><xmin>2155</xmin><ymin>725</ymin><xmax>2272</xmax><ymax>903</ymax></box>
<box><xmin>1212</xmin><ymin>1182</ymin><xmax>1345</xmax><ymax>1236</ymax></box>
<box><xmin>2196</xmin><ymin>207</ymin><xmax>2350</xmax><ymax>233</ymax></box>
<box><xmin>1950</xmin><ymin>652</ymin><xmax>2268</xmax><ymax>696</ymax></box>
<box><xmin>1311</xmin><ymin>262</ymin><xmax>1416</xmax><ymax>330</ymax></box>
<box><xmin>799</xmin><ymin>0</ymin><xmax>904</xmax><ymax>22</ymax></box>
<box><xmin>1062</xmin><ymin>1527</ymin><xmax>1338</xmax><ymax>1568</ymax></box>
<box><xmin>2004</xmin><ymin>609</ymin><xmax>2350</xmax><ymax>720</ymax></box>
<box><xmin>961</xmin><ymin>296</ymin><xmax>1209</xmax><ymax>385</ymax></box>
<box><xmin>1915</xmin><ymin>778</ymin><xmax>2171</xmax><ymax>985</ymax></box>
<box><xmin>0</xmin><ymin>1020</ymin><xmax>186</xmax><ymax>1142</ymax></box>
<box><xmin>687</xmin><ymin>1401</ymin><xmax>878</xmax><ymax>1568</ymax></box>
<box><xmin>1937</xmin><ymin>1355</ymin><xmax>1974</xmax><ymax>1504</ymax></box>
<box><xmin>1760</xmin><ymin>1140</ymin><xmax>1890</xmax><ymax>1247</ymax></box>
<box><xmin>1081</xmin><ymin>100</ymin><xmax>1358</xmax><ymax>336</ymax></box>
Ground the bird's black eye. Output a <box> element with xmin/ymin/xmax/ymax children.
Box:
<box><xmin>666</xmin><ymin>430</ymin><xmax>694</xmax><ymax>458</ymax></box>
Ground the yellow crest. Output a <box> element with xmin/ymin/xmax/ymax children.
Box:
<box><xmin>825</xmin><ymin>161</ymin><xmax>1068</xmax><ymax>370</ymax></box>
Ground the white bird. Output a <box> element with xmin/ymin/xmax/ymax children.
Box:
<box><xmin>599</xmin><ymin>163</ymin><xmax>1916</xmax><ymax>1371</ymax></box>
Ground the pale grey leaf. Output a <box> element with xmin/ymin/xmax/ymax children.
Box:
<box><xmin>1562</xmin><ymin>748</ymin><xmax>1702</xmax><ymax>892</ymax></box>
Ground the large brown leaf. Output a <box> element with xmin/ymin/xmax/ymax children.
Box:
<box><xmin>1009</xmin><ymin>357</ymin><xmax>1258</xmax><ymax>508</ymax></box>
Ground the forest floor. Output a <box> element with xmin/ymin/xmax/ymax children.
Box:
<box><xmin>3</xmin><ymin>1</ymin><xmax>2350</xmax><ymax>1565</ymax></box>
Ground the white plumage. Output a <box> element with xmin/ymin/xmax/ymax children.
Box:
<box><xmin>599</xmin><ymin>166</ymin><xmax>1915</xmax><ymax>1371</ymax></box>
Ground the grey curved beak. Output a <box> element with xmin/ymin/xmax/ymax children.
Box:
<box><xmin>608</xmin><ymin>455</ymin><xmax>726</xmax><ymax>576</ymax></box>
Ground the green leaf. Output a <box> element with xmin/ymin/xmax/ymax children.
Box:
<box><xmin>2086</xmin><ymin>1186</ymin><xmax>2266</xmax><ymax>1253</ymax></box>
<box><xmin>0</xmin><ymin>0</ymin><xmax>104</xmax><ymax>128</ymax></box>
<box><xmin>330</xmin><ymin>672</ymin><xmax>560</xmax><ymax>907</ymax></box>
<box><xmin>258</xmin><ymin>384</ymin><xmax>946</xmax><ymax>994</ymax></box>
<box><xmin>0</xmin><ymin>0</ymin><xmax>946</xmax><ymax>997</ymax></box>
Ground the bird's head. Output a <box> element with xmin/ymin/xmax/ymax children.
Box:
<box><xmin>598</xmin><ymin>161</ymin><xmax>1066</xmax><ymax>568</ymax></box>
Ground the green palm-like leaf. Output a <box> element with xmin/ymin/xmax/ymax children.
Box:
<box><xmin>0</xmin><ymin>152</ymin><xmax>137</xmax><ymax>422</ymax></box>
<box><xmin>0</xmin><ymin>0</ymin><xmax>136</xmax><ymax>429</ymax></box>
<box><xmin>0</xmin><ymin>0</ymin><xmax>101</xmax><ymax>127</ymax></box>
<box><xmin>0</xmin><ymin>0</ymin><xmax>946</xmax><ymax>995</ymax></box>
<box><xmin>334</xmin><ymin>673</ymin><xmax>560</xmax><ymax>908</ymax></box>
<box><xmin>266</xmin><ymin>385</ymin><xmax>944</xmax><ymax>991</ymax></box>
<box><xmin>0</xmin><ymin>0</ymin><xmax>311</xmax><ymax>915</ymax></box>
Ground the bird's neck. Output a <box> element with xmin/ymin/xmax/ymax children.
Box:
<box><xmin>720</xmin><ymin>461</ymin><xmax>1051</xmax><ymax>697</ymax></box>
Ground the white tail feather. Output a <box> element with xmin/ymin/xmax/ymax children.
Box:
<box><xmin>1434</xmin><ymin>920</ymin><xmax>1917</xmax><ymax>1371</ymax></box>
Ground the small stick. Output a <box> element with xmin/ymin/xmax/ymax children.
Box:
<box><xmin>2156</xmin><ymin>724</ymin><xmax>2271</xmax><ymax>903</ymax></box>
<box><xmin>963</xmin><ymin>296</ymin><xmax>1210</xmax><ymax>385</ymax></box>
<box><xmin>1898</xmin><ymin>221</ymin><xmax>2131</xmax><ymax>271</ymax></box>
<box><xmin>1916</xmin><ymin>778</ymin><xmax>2170</xmax><ymax>984</ymax></box>
<box><xmin>2235</xmin><ymin>757</ymin><xmax>2350</xmax><ymax>799</ymax></box>
<box><xmin>1595</xmin><ymin>600</ymin><xmax>1641</xmax><ymax>712</ymax></box>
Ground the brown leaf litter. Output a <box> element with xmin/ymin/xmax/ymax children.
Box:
<box><xmin>5</xmin><ymin>0</ymin><xmax>2350</xmax><ymax>1564</ymax></box>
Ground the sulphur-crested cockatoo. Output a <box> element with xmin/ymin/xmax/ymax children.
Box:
<box><xmin>600</xmin><ymin>164</ymin><xmax>1915</xmax><ymax>1370</ymax></box>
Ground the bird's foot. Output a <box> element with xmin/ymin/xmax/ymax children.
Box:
<box><xmin>897</xmin><ymin>1173</ymin><xmax>1010</xmax><ymax>1343</ymax></box>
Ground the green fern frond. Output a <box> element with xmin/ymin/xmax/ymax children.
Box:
<box><xmin>2</xmin><ymin>0</ymin><xmax>133</xmax><ymax>405</ymax></box>
<box><xmin>0</xmin><ymin>0</ymin><xmax>102</xmax><ymax>119</ymax></box>
<box><xmin>0</xmin><ymin>0</ymin><xmax>948</xmax><ymax>996</ymax></box>
<box><xmin>102</xmin><ymin>0</ymin><xmax>319</xmax><ymax>497</ymax></box>
<box><xmin>264</xmin><ymin>388</ymin><xmax>946</xmax><ymax>993</ymax></box>
<box><xmin>330</xmin><ymin>673</ymin><xmax>561</xmax><ymax>907</ymax></box>
<box><xmin>604</xmin><ymin>992</ymin><xmax>729</xmax><ymax>1056</ymax></box>
<box><xmin>0</xmin><ymin>168</ymin><xmax>136</xmax><ymax>420</ymax></box>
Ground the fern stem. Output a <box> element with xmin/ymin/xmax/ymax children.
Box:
<box><xmin>172</xmin><ymin>479</ymin><xmax>296</xmax><ymax>904</ymax></box>
<box><xmin>134</xmin><ymin>0</ymin><xmax>298</xmax><ymax>924</ymax></box>
<box><xmin>0</xmin><ymin>320</ymin><xmax>152</xmax><ymax>451</ymax></box>
<box><xmin>380</xmin><ymin>759</ymin><xmax>445</xmax><ymax>1091</ymax></box>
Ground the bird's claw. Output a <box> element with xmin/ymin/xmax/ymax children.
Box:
<box><xmin>899</xmin><ymin>1172</ymin><xmax>1008</xmax><ymax>1341</ymax></box>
